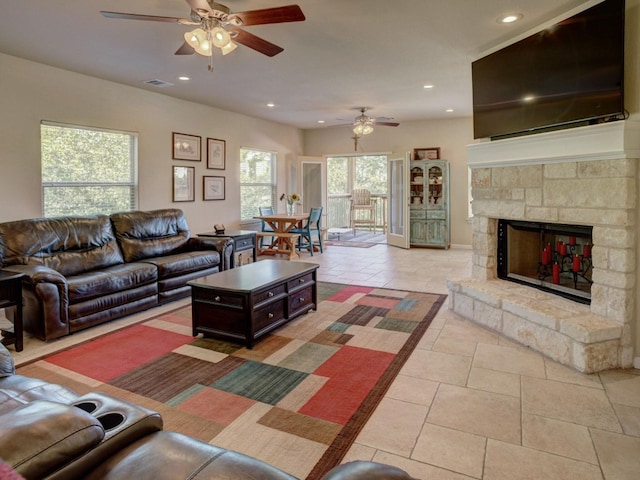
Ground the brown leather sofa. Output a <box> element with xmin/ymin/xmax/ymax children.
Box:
<box><xmin>0</xmin><ymin>344</ymin><xmax>414</xmax><ymax>480</ymax></box>
<box><xmin>0</xmin><ymin>209</ymin><xmax>233</xmax><ymax>342</ymax></box>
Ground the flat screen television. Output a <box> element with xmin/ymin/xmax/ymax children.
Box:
<box><xmin>472</xmin><ymin>0</ymin><xmax>625</xmax><ymax>140</ymax></box>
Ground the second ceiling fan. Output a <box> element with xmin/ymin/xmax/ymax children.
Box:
<box><xmin>335</xmin><ymin>107</ymin><xmax>400</xmax><ymax>136</ymax></box>
<box><xmin>101</xmin><ymin>0</ymin><xmax>305</xmax><ymax>70</ymax></box>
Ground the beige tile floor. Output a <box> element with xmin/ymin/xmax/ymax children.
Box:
<box><xmin>5</xmin><ymin>242</ymin><xmax>640</xmax><ymax>479</ymax></box>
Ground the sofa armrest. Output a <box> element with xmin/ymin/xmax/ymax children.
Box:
<box><xmin>0</xmin><ymin>401</ymin><xmax>104</xmax><ymax>480</ymax></box>
<box><xmin>4</xmin><ymin>265</ymin><xmax>66</xmax><ymax>286</ymax></box>
<box><xmin>4</xmin><ymin>265</ymin><xmax>70</xmax><ymax>340</ymax></box>
<box><xmin>187</xmin><ymin>237</ymin><xmax>234</xmax><ymax>270</ymax></box>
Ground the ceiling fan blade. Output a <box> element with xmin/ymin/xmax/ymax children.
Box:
<box><xmin>185</xmin><ymin>0</ymin><xmax>213</xmax><ymax>15</ymax></box>
<box><xmin>230</xmin><ymin>28</ymin><xmax>284</xmax><ymax>57</ymax></box>
<box><xmin>232</xmin><ymin>5</ymin><xmax>305</xmax><ymax>26</ymax></box>
<box><xmin>375</xmin><ymin>122</ymin><xmax>400</xmax><ymax>127</ymax></box>
<box><xmin>175</xmin><ymin>41</ymin><xmax>195</xmax><ymax>55</ymax></box>
<box><xmin>100</xmin><ymin>11</ymin><xmax>183</xmax><ymax>23</ymax></box>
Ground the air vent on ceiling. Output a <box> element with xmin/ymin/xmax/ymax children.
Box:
<box><xmin>143</xmin><ymin>79</ymin><xmax>174</xmax><ymax>88</ymax></box>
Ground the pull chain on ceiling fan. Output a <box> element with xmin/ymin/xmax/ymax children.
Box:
<box><xmin>100</xmin><ymin>0</ymin><xmax>305</xmax><ymax>71</ymax></box>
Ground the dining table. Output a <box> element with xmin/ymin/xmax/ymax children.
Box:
<box><xmin>254</xmin><ymin>212</ymin><xmax>310</xmax><ymax>260</ymax></box>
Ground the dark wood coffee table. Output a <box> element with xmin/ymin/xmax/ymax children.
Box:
<box><xmin>189</xmin><ymin>260</ymin><xmax>318</xmax><ymax>348</ymax></box>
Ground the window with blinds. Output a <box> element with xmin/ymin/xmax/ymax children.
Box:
<box><xmin>41</xmin><ymin>122</ymin><xmax>138</xmax><ymax>217</ymax></box>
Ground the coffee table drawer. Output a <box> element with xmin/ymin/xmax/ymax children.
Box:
<box><xmin>254</xmin><ymin>298</ymin><xmax>286</xmax><ymax>332</ymax></box>
<box><xmin>254</xmin><ymin>283</ymin><xmax>287</xmax><ymax>305</ymax></box>
<box><xmin>194</xmin><ymin>289</ymin><xmax>244</xmax><ymax>308</ymax></box>
<box><xmin>289</xmin><ymin>285</ymin><xmax>314</xmax><ymax>314</ymax></box>
<box><xmin>288</xmin><ymin>272</ymin><xmax>314</xmax><ymax>291</ymax></box>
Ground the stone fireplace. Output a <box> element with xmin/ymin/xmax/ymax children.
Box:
<box><xmin>448</xmin><ymin>120</ymin><xmax>640</xmax><ymax>372</ymax></box>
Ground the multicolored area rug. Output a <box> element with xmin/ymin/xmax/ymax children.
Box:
<box><xmin>17</xmin><ymin>283</ymin><xmax>446</xmax><ymax>479</ymax></box>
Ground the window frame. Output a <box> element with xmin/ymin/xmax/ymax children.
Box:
<box><xmin>40</xmin><ymin>121</ymin><xmax>138</xmax><ymax>217</ymax></box>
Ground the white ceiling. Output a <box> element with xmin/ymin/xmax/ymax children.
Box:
<box><xmin>0</xmin><ymin>0</ymin><xmax>595</xmax><ymax>130</ymax></box>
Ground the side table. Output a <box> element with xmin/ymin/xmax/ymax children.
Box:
<box><xmin>0</xmin><ymin>271</ymin><xmax>25</xmax><ymax>352</ymax></box>
<box><xmin>198</xmin><ymin>230</ymin><xmax>257</xmax><ymax>268</ymax></box>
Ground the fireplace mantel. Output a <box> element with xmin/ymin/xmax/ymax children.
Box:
<box><xmin>467</xmin><ymin>120</ymin><xmax>640</xmax><ymax>168</ymax></box>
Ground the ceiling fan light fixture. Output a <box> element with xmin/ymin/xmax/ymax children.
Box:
<box><xmin>220</xmin><ymin>40</ymin><xmax>237</xmax><ymax>55</ymax></box>
<box><xmin>211</xmin><ymin>26</ymin><xmax>231</xmax><ymax>48</ymax></box>
<box><xmin>184</xmin><ymin>28</ymin><xmax>212</xmax><ymax>56</ymax></box>
<box><xmin>353</xmin><ymin>113</ymin><xmax>374</xmax><ymax>135</ymax></box>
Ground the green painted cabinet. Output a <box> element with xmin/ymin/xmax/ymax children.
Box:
<box><xmin>409</xmin><ymin>160</ymin><xmax>450</xmax><ymax>248</ymax></box>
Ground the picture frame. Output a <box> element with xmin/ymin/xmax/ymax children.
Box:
<box><xmin>172</xmin><ymin>132</ymin><xmax>201</xmax><ymax>161</ymax></box>
<box><xmin>413</xmin><ymin>147</ymin><xmax>441</xmax><ymax>161</ymax></box>
<box><xmin>172</xmin><ymin>166</ymin><xmax>195</xmax><ymax>202</ymax></box>
<box><xmin>207</xmin><ymin>138</ymin><xmax>226</xmax><ymax>169</ymax></box>
<box><xmin>203</xmin><ymin>175</ymin><xmax>225</xmax><ymax>201</ymax></box>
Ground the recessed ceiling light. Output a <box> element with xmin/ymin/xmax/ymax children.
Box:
<box><xmin>178</xmin><ymin>76</ymin><xmax>190</xmax><ymax>81</ymax></box>
<box><xmin>266</xmin><ymin>103</ymin><xmax>275</xmax><ymax>108</ymax></box>
<box><xmin>446</xmin><ymin>109</ymin><xmax>454</xmax><ymax>113</ymax></box>
<box><xmin>317</xmin><ymin>120</ymin><xmax>325</xmax><ymax>124</ymax></box>
<box><xmin>423</xmin><ymin>84</ymin><xmax>434</xmax><ymax>89</ymax></box>
<box><xmin>498</xmin><ymin>13</ymin><xmax>523</xmax><ymax>24</ymax></box>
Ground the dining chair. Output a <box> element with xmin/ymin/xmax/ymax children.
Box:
<box><xmin>350</xmin><ymin>189</ymin><xmax>376</xmax><ymax>234</ymax></box>
<box><xmin>258</xmin><ymin>206</ymin><xmax>274</xmax><ymax>248</ymax></box>
<box><xmin>291</xmin><ymin>206</ymin><xmax>323</xmax><ymax>256</ymax></box>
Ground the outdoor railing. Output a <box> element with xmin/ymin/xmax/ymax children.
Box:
<box><xmin>326</xmin><ymin>194</ymin><xmax>387</xmax><ymax>231</ymax></box>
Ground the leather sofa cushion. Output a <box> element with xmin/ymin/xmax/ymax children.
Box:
<box><xmin>67</xmin><ymin>262</ymin><xmax>158</xmax><ymax>303</ymax></box>
<box><xmin>0</xmin><ymin>375</ymin><xmax>80</xmax><ymax>416</ymax></box>
<box><xmin>0</xmin><ymin>401</ymin><xmax>104</xmax><ymax>479</ymax></box>
<box><xmin>0</xmin><ymin>215</ymin><xmax>124</xmax><ymax>276</ymax></box>
<box><xmin>110</xmin><ymin>209</ymin><xmax>191</xmax><ymax>263</ymax></box>
<box><xmin>140</xmin><ymin>251</ymin><xmax>219</xmax><ymax>279</ymax></box>
<box><xmin>84</xmin><ymin>431</ymin><xmax>297</xmax><ymax>480</ymax></box>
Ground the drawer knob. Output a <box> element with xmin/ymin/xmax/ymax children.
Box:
<box><xmin>268</xmin><ymin>291</ymin><xmax>274</xmax><ymax>297</ymax></box>
<box><xmin>299</xmin><ymin>278</ymin><xmax>305</xmax><ymax>283</ymax></box>
<box><xmin>214</xmin><ymin>296</ymin><xmax>221</xmax><ymax>302</ymax></box>
<box><xmin>299</xmin><ymin>297</ymin><xmax>305</xmax><ymax>302</ymax></box>
<box><xmin>268</xmin><ymin>313</ymin><xmax>274</xmax><ymax>319</ymax></box>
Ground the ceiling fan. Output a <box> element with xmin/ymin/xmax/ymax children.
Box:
<box><xmin>333</xmin><ymin>107</ymin><xmax>399</xmax><ymax>150</ymax></box>
<box><xmin>335</xmin><ymin>107</ymin><xmax>400</xmax><ymax>135</ymax></box>
<box><xmin>100</xmin><ymin>0</ymin><xmax>305</xmax><ymax>71</ymax></box>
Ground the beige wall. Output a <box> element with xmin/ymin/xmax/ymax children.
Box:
<box><xmin>0</xmin><ymin>52</ymin><xmax>303</xmax><ymax>234</ymax></box>
<box><xmin>303</xmin><ymin>117</ymin><xmax>474</xmax><ymax>246</ymax></box>
<box><xmin>0</xmin><ymin>52</ymin><xmax>474</xmax><ymax>246</ymax></box>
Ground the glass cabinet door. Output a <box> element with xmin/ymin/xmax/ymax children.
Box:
<box><xmin>428</xmin><ymin>165</ymin><xmax>443</xmax><ymax>206</ymax></box>
<box><xmin>410</xmin><ymin>165</ymin><xmax>425</xmax><ymax>206</ymax></box>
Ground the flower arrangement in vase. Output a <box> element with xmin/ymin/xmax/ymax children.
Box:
<box><xmin>280</xmin><ymin>193</ymin><xmax>301</xmax><ymax>215</ymax></box>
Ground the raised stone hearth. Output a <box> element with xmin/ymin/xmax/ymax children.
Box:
<box><xmin>449</xmin><ymin>120</ymin><xmax>640</xmax><ymax>372</ymax></box>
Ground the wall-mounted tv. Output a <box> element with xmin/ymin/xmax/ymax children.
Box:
<box><xmin>472</xmin><ymin>0</ymin><xmax>625</xmax><ymax>140</ymax></box>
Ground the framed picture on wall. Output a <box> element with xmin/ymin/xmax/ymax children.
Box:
<box><xmin>207</xmin><ymin>138</ymin><xmax>226</xmax><ymax>169</ymax></box>
<box><xmin>172</xmin><ymin>166</ymin><xmax>195</xmax><ymax>202</ymax></box>
<box><xmin>413</xmin><ymin>147</ymin><xmax>440</xmax><ymax>161</ymax></box>
<box><xmin>203</xmin><ymin>176</ymin><xmax>225</xmax><ymax>201</ymax></box>
<box><xmin>172</xmin><ymin>132</ymin><xmax>201</xmax><ymax>161</ymax></box>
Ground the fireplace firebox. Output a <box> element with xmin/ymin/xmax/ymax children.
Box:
<box><xmin>497</xmin><ymin>220</ymin><xmax>593</xmax><ymax>304</ymax></box>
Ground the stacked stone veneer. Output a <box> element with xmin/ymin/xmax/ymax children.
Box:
<box><xmin>448</xmin><ymin>121</ymin><xmax>640</xmax><ymax>372</ymax></box>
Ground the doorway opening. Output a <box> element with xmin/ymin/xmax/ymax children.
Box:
<box><xmin>326</xmin><ymin>154</ymin><xmax>388</xmax><ymax>244</ymax></box>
